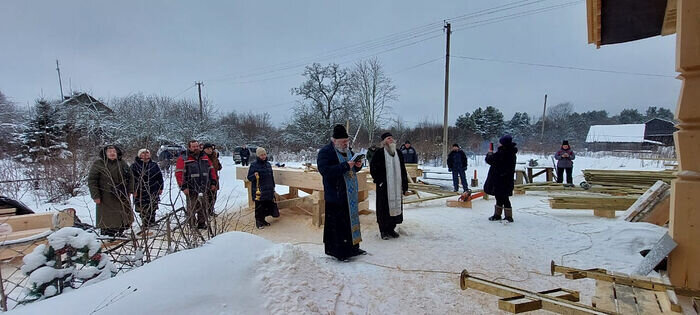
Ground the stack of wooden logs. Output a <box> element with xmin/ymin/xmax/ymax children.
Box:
<box><xmin>582</xmin><ymin>170</ymin><xmax>676</xmax><ymax>187</ymax></box>
<box><xmin>549</xmin><ymin>195</ymin><xmax>639</xmax><ymax>218</ymax></box>
<box><xmin>514</xmin><ymin>182</ymin><xmax>647</xmax><ymax>195</ymax></box>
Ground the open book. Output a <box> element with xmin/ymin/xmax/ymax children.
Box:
<box><xmin>350</xmin><ymin>149</ymin><xmax>367</xmax><ymax>162</ymax></box>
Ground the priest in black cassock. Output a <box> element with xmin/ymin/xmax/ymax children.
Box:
<box><xmin>370</xmin><ymin>132</ymin><xmax>408</xmax><ymax>240</ymax></box>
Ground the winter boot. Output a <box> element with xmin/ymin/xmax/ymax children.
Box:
<box><xmin>255</xmin><ymin>219</ymin><xmax>265</xmax><ymax>229</ymax></box>
<box><xmin>488</xmin><ymin>206</ymin><xmax>503</xmax><ymax>221</ymax></box>
<box><xmin>262</xmin><ymin>219</ymin><xmax>271</xmax><ymax>226</ymax></box>
<box><xmin>504</xmin><ymin>208</ymin><xmax>514</xmax><ymax>222</ymax></box>
<box><xmin>380</xmin><ymin>232</ymin><xmax>390</xmax><ymax>240</ymax></box>
<box><xmin>389</xmin><ymin>230</ymin><xmax>400</xmax><ymax>238</ymax></box>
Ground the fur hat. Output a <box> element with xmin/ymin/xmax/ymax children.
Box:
<box><xmin>381</xmin><ymin>132</ymin><xmax>393</xmax><ymax>140</ymax></box>
<box><xmin>332</xmin><ymin>124</ymin><xmax>349</xmax><ymax>139</ymax></box>
<box><xmin>499</xmin><ymin>135</ymin><xmax>513</xmax><ymax>146</ymax></box>
<box><xmin>256</xmin><ymin>147</ymin><xmax>267</xmax><ymax>157</ymax></box>
<box><xmin>562</xmin><ymin>140</ymin><xmax>569</xmax><ymax>146</ymax></box>
<box><xmin>137</xmin><ymin>148</ymin><xmax>150</xmax><ymax>156</ymax></box>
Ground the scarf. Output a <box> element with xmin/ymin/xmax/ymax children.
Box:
<box><xmin>384</xmin><ymin>149</ymin><xmax>403</xmax><ymax>216</ymax></box>
<box><xmin>335</xmin><ymin>149</ymin><xmax>362</xmax><ymax>245</ymax></box>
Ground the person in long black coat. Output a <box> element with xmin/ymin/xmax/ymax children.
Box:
<box><xmin>317</xmin><ymin>125</ymin><xmax>365</xmax><ymax>261</ymax></box>
<box><xmin>239</xmin><ymin>144</ymin><xmax>251</xmax><ymax>166</ymax></box>
<box><xmin>247</xmin><ymin>147</ymin><xmax>278</xmax><ymax>229</ymax></box>
<box><xmin>370</xmin><ymin>133</ymin><xmax>408</xmax><ymax>240</ymax></box>
<box><xmin>483</xmin><ymin>135</ymin><xmax>518</xmax><ymax>222</ymax></box>
<box><xmin>131</xmin><ymin>149</ymin><xmax>164</xmax><ymax>228</ymax></box>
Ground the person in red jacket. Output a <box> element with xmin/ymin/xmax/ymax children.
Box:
<box><xmin>175</xmin><ymin>140</ymin><xmax>218</xmax><ymax>229</ymax></box>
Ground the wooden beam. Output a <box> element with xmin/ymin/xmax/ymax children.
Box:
<box><xmin>460</xmin><ymin>270</ymin><xmax>611</xmax><ymax>315</ymax></box>
<box><xmin>0</xmin><ymin>213</ymin><xmax>54</xmax><ymax>232</ymax></box>
<box><xmin>669</xmin><ymin>0</ymin><xmax>700</xmax><ymax>291</ymax></box>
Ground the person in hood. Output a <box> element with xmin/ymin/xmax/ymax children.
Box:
<box><xmin>246</xmin><ymin>147</ymin><xmax>279</xmax><ymax>229</ymax></box>
<box><xmin>554</xmin><ymin>140</ymin><xmax>576</xmax><ymax>187</ymax></box>
<box><xmin>317</xmin><ymin>124</ymin><xmax>366</xmax><ymax>262</ymax></box>
<box><xmin>175</xmin><ymin>140</ymin><xmax>218</xmax><ymax>229</ymax></box>
<box><xmin>370</xmin><ymin>132</ymin><xmax>408</xmax><ymax>240</ymax></box>
<box><xmin>483</xmin><ymin>135</ymin><xmax>518</xmax><ymax>222</ymax></box>
<box><xmin>88</xmin><ymin>145</ymin><xmax>134</xmax><ymax>236</ymax></box>
<box><xmin>131</xmin><ymin>149</ymin><xmax>164</xmax><ymax>228</ymax></box>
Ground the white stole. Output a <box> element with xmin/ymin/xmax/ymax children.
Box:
<box><xmin>385</xmin><ymin>150</ymin><xmax>403</xmax><ymax>216</ymax></box>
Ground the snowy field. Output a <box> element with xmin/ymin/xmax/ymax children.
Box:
<box><xmin>8</xmin><ymin>153</ymin><xmax>673</xmax><ymax>314</ymax></box>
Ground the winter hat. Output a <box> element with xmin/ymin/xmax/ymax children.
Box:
<box><xmin>405</xmin><ymin>140</ymin><xmax>411</xmax><ymax>144</ymax></box>
<box><xmin>381</xmin><ymin>132</ymin><xmax>393</xmax><ymax>140</ymax></box>
<box><xmin>562</xmin><ymin>140</ymin><xmax>569</xmax><ymax>146</ymax></box>
<box><xmin>137</xmin><ymin>148</ymin><xmax>150</xmax><ymax>156</ymax></box>
<box><xmin>332</xmin><ymin>124</ymin><xmax>349</xmax><ymax>139</ymax></box>
<box><xmin>499</xmin><ymin>135</ymin><xmax>513</xmax><ymax>146</ymax></box>
<box><xmin>256</xmin><ymin>147</ymin><xmax>267</xmax><ymax>157</ymax></box>
<box><xmin>452</xmin><ymin>143</ymin><xmax>460</xmax><ymax>148</ymax></box>
<box><xmin>203</xmin><ymin>143</ymin><xmax>214</xmax><ymax>149</ymax></box>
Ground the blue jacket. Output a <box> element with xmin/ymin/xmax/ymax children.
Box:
<box><xmin>317</xmin><ymin>142</ymin><xmax>362</xmax><ymax>204</ymax></box>
<box><xmin>247</xmin><ymin>157</ymin><xmax>275</xmax><ymax>201</ymax></box>
<box><xmin>130</xmin><ymin>157</ymin><xmax>164</xmax><ymax>205</ymax></box>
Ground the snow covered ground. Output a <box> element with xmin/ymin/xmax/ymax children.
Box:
<box><xmin>8</xmin><ymin>153</ymin><xmax>673</xmax><ymax>314</ymax></box>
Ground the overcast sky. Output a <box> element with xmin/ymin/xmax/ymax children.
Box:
<box><xmin>0</xmin><ymin>0</ymin><xmax>680</xmax><ymax>125</ymax></box>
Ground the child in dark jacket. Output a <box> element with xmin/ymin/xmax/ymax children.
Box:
<box><xmin>246</xmin><ymin>147</ymin><xmax>279</xmax><ymax>229</ymax></box>
<box><xmin>483</xmin><ymin>135</ymin><xmax>518</xmax><ymax>222</ymax></box>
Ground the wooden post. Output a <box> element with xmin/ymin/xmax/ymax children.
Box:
<box><xmin>669</xmin><ymin>0</ymin><xmax>700</xmax><ymax>291</ymax></box>
<box><xmin>244</xmin><ymin>181</ymin><xmax>254</xmax><ymax>209</ymax></box>
<box><xmin>288</xmin><ymin>187</ymin><xmax>298</xmax><ymax>199</ymax></box>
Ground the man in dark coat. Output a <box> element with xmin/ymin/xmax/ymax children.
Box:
<box><xmin>399</xmin><ymin>140</ymin><xmax>418</xmax><ymax>164</ymax></box>
<box><xmin>317</xmin><ymin>124</ymin><xmax>366</xmax><ymax>262</ymax></box>
<box><xmin>554</xmin><ymin>140</ymin><xmax>576</xmax><ymax>187</ymax></box>
<box><xmin>447</xmin><ymin>144</ymin><xmax>469</xmax><ymax>192</ymax></box>
<box><xmin>88</xmin><ymin>145</ymin><xmax>134</xmax><ymax>237</ymax></box>
<box><xmin>239</xmin><ymin>144</ymin><xmax>251</xmax><ymax>166</ymax></box>
<box><xmin>370</xmin><ymin>132</ymin><xmax>408</xmax><ymax>240</ymax></box>
<box><xmin>203</xmin><ymin>143</ymin><xmax>222</xmax><ymax>216</ymax></box>
<box><xmin>175</xmin><ymin>140</ymin><xmax>218</xmax><ymax>229</ymax></box>
<box><xmin>247</xmin><ymin>147</ymin><xmax>279</xmax><ymax>229</ymax></box>
<box><xmin>131</xmin><ymin>149</ymin><xmax>164</xmax><ymax>228</ymax></box>
<box><xmin>484</xmin><ymin>135</ymin><xmax>518</xmax><ymax>222</ymax></box>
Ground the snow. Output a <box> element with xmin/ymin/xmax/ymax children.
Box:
<box><xmin>585</xmin><ymin>124</ymin><xmax>647</xmax><ymax>143</ymax></box>
<box><xmin>20</xmin><ymin>244</ymin><xmax>48</xmax><ymax>275</ymax></box>
<box><xmin>7</xmin><ymin>153</ymin><xmax>675</xmax><ymax>314</ymax></box>
<box><xmin>47</xmin><ymin>227</ymin><xmax>102</xmax><ymax>256</ymax></box>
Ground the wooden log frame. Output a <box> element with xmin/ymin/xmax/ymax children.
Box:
<box><xmin>459</xmin><ymin>270</ymin><xmax>614</xmax><ymax>314</ymax></box>
<box><xmin>582</xmin><ymin>169</ymin><xmax>676</xmax><ymax>187</ymax></box>
<box><xmin>551</xmin><ymin>261</ymin><xmax>700</xmax><ymax>297</ymax></box>
<box><xmin>549</xmin><ymin>195</ymin><xmax>638</xmax><ymax>218</ymax></box>
<box><xmin>514</xmin><ymin>182</ymin><xmax>647</xmax><ymax>195</ymax></box>
<box><xmin>526</xmin><ymin>166</ymin><xmax>554</xmax><ymax>183</ymax></box>
<box><xmin>235</xmin><ymin>166</ymin><xmax>371</xmax><ymax>227</ymax></box>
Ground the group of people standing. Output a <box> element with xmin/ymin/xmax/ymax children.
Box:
<box><xmin>88</xmin><ymin>140</ymin><xmax>222</xmax><ymax>236</ymax></box>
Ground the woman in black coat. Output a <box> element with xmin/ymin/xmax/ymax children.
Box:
<box><xmin>131</xmin><ymin>149</ymin><xmax>164</xmax><ymax>227</ymax></box>
<box><xmin>483</xmin><ymin>135</ymin><xmax>518</xmax><ymax>222</ymax></box>
<box><xmin>247</xmin><ymin>147</ymin><xmax>278</xmax><ymax>229</ymax></box>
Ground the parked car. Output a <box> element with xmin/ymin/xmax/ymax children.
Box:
<box><xmin>232</xmin><ymin>145</ymin><xmax>273</xmax><ymax>164</ymax></box>
<box><xmin>157</xmin><ymin>144</ymin><xmax>185</xmax><ymax>170</ymax></box>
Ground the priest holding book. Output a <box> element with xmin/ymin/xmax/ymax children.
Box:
<box><xmin>370</xmin><ymin>132</ymin><xmax>408</xmax><ymax>240</ymax></box>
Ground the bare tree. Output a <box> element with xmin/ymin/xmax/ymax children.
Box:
<box><xmin>291</xmin><ymin>63</ymin><xmax>349</xmax><ymax>134</ymax></box>
<box><xmin>348</xmin><ymin>58</ymin><xmax>397</xmax><ymax>143</ymax></box>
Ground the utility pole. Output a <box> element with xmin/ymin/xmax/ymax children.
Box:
<box><xmin>56</xmin><ymin>60</ymin><xmax>64</xmax><ymax>99</ymax></box>
<box><xmin>195</xmin><ymin>81</ymin><xmax>204</xmax><ymax>120</ymax></box>
<box><xmin>441</xmin><ymin>22</ymin><xmax>451</xmax><ymax>168</ymax></box>
<box><xmin>540</xmin><ymin>94</ymin><xmax>548</xmax><ymax>141</ymax></box>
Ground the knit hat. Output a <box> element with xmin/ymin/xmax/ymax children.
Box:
<box><xmin>404</xmin><ymin>140</ymin><xmax>411</xmax><ymax>144</ymax></box>
<box><xmin>332</xmin><ymin>124</ymin><xmax>349</xmax><ymax>139</ymax></box>
<box><xmin>452</xmin><ymin>143</ymin><xmax>460</xmax><ymax>148</ymax></box>
<box><xmin>137</xmin><ymin>148</ymin><xmax>150</xmax><ymax>156</ymax></box>
<box><xmin>256</xmin><ymin>147</ymin><xmax>267</xmax><ymax>157</ymax></box>
<box><xmin>562</xmin><ymin>140</ymin><xmax>569</xmax><ymax>146</ymax></box>
<box><xmin>203</xmin><ymin>143</ymin><xmax>214</xmax><ymax>149</ymax></box>
<box><xmin>499</xmin><ymin>135</ymin><xmax>513</xmax><ymax>146</ymax></box>
<box><xmin>381</xmin><ymin>132</ymin><xmax>393</xmax><ymax>140</ymax></box>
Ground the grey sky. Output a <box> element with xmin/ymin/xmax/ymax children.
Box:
<box><xmin>0</xmin><ymin>0</ymin><xmax>679</xmax><ymax>125</ymax></box>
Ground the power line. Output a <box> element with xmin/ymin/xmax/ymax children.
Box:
<box><xmin>452</xmin><ymin>55</ymin><xmax>676</xmax><ymax>78</ymax></box>
<box><xmin>391</xmin><ymin>56</ymin><xmax>445</xmax><ymax>75</ymax></box>
<box><xmin>451</xmin><ymin>1</ymin><xmax>584</xmax><ymax>32</ymax></box>
<box><xmin>172</xmin><ymin>84</ymin><xmax>196</xmax><ymax>98</ymax></box>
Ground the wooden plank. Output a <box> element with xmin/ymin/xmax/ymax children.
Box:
<box><xmin>446</xmin><ymin>200</ymin><xmax>472</xmax><ymax>208</ymax></box>
<box><xmin>0</xmin><ymin>208</ymin><xmax>16</xmax><ymax>216</ymax></box>
<box><xmin>641</xmin><ymin>196</ymin><xmax>670</xmax><ymax>226</ymax></box>
<box><xmin>613</xmin><ymin>283</ymin><xmax>639</xmax><ymax>314</ymax></box>
<box><xmin>661</xmin><ymin>0</ymin><xmax>678</xmax><ymax>36</ymax></box>
<box><xmin>0</xmin><ymin>240</ymin><xmax>46</xmax><ymax>260</ymax></box>
<box><xmin>631</xmin><ymin>287</ymin><xmax>664</xmax><ymax>314</ymax></box>
<box><xmin>0</xmin><ymin>228</ymin><xmax>50</xmax><ymax>242</ymax></box>
<box><xmin>594</xmin><ymin>209</ymin><xmax>616</xmax><ymax>218</ymax></box>
<box><xmin>622</xmin><ymin>181</ymin><xmax>670</xmax><ymax>221</ymax></box>
<box><xmin>0</xmin><ymin>213</ymin><xmax>54</xmax><ymax>232</ymax></box>
<box><xmin>498</xmin><ymin>296</ymin><xmax>542</xmax><ymax>313</ymax></box>
<box><xmin>276</xmin><ymin>196</ymin><xmax>310</xmax><ymax>210</ymax></box>
<box><xmin>592</xmin><ymin>281</ymin><xmax>617</xmax><ymax>313</ymax></box>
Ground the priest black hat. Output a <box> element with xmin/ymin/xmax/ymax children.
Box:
<box><xmin>332</xmin><ymin>124</ymin><xmax>349</xmax><ymax>139</ymax></box>
<box><xmin>381</xmin><ymin>132</ymin><xmax>393</xmax><ymax>140</ymax></box>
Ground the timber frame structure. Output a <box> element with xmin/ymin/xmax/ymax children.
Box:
<box><xmin>586</xmin><ymin>0</ymin><xmax>700</xmax><ymax>292</ymax></box>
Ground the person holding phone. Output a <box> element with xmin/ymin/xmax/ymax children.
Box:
<box><xmin>483</xmin><ymin>135</ymin><xmax>518</xmax><ymax>222</ymax></box>
<box><xmin>554</xmin><ymin>140</ymin><xmax>576</xmax><ymax>187</ymax></box>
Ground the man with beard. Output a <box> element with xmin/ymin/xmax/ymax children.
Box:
<box><xmin>317</xmin><ymin>124</ymin><xmax>366</xmax><ymax>262</ymax></box>
<box><xmin>175</xmin><ymin>140</ymin><xmax>218</xmax><ymax>229</ymax></box>
<box><xmin>370</xmin><ymin>132</ymin><xmax>408</xmax><ymax>240</ymax></box>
